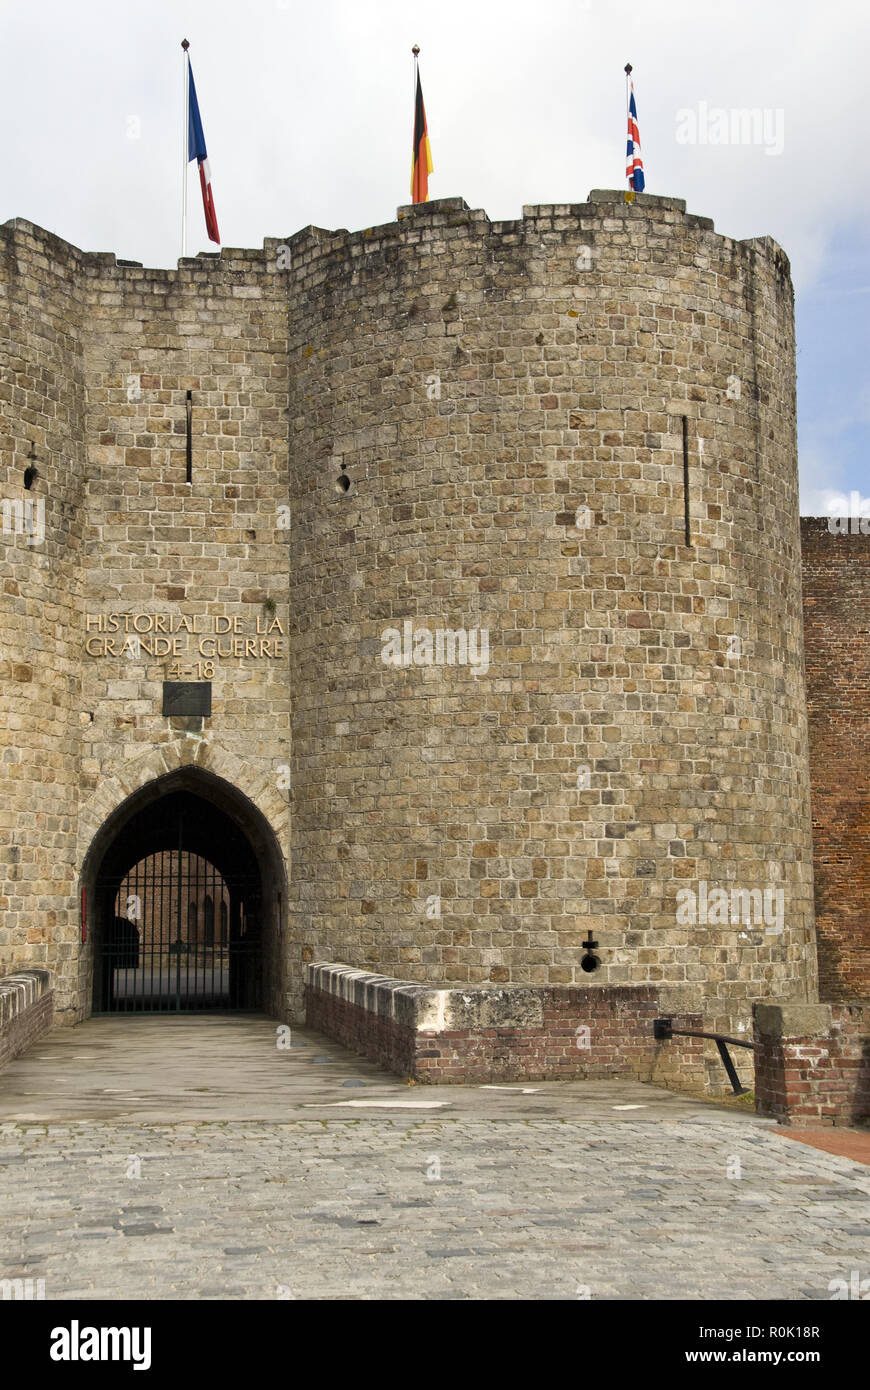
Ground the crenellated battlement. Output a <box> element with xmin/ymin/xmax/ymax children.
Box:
<box><xmin>2</xmin><ymin>188</ymin><xmax>792</xmax><ymax>298</ymax></box>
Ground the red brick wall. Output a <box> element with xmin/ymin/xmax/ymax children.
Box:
<box><xmin>306</xmin><ymin>974</ymin><xmax>711</xmax><ymax>1092</ymax></box>
<box><xmin>801</xmin><ymin>518</ymin><xmax>870</xmax><ymax>999</ymax></box>
<box><xmin>0</xmin><ymin>984</ymin><xmax>53</xmax><ymax>1067</ymax></box>
<box><xmin>306</xmin><ymin>982</ymin><xmax>418</xmax><ymax>1077</ymax></box>
<box><xmin>755</xmin><ymin>1002</ymin><xmax>870</xmax><ymax>1127</ymax></box>
<box><xmin>414</xmin><ymin>989</ymin><xmax>707</xmax><ymax>1088</ymax></box>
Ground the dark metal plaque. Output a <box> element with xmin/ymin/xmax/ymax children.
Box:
<box><xmin>162</xmin><ymin>681</ymin><xmax>212</xmax><ymax>717</ymax></box>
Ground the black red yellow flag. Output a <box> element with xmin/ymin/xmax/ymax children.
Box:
<box><xmin>411</xmin><ymin>50</ymin><xmax>433</xmax><ymax>204</ymax></box>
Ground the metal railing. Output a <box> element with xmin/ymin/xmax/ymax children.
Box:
<box><xmin>653</xmin><ymin>1017</ymin><xmax>758</xmax><ymax>1096</ymax></box>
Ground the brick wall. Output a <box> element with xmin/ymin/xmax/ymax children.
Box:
<box><xmin>306</xmin><ymin>962</ymin><xmax>714</xmax><ymax>1093</ymax></box>
<box><xmin>800</xmin><ymin>518</ymin><xmax>870</xmax><ymax>1000</ymax></box>
<box><xmin>0</xmin><ymin>968</ymin><xmax>53</xmax><ymax>1070</ymax></box>
<box><xmin>305</xmin><ymin>973</ymin><xmax>420</xmax><ymax>1078</ymax></box>
<box><xmin>754</xmin><ymin>1001</ymin><xmax>870</xmax><ymax>1126</ymax></box>
<box><xmin>414</xmin><ymin>989</ymin><xmax>708</xmax><ymax>1088</ymax></box>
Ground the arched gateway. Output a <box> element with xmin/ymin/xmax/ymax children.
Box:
<box><xmin>81</xmin><ymin>769</ymin><xmax>286</xmax><ymax>1016</ymax></box>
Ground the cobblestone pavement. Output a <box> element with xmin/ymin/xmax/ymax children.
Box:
<box><xmin>1</xmin><ymin>1018</ymin><xmax>869</xmax><ymax>1300</ymax></box>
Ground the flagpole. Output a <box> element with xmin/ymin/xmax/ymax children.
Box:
<box><xmin>624</xmin><ymin>62</ymin><xmax>634</xmax><ymax>203</ymax></box>
<box><xmin>181</xmin><ymin>39</ymin><xmax>190</xmax><ymax>258</ymax></box>
<box><xmin>410</xmin><ymin>44</ymin><xmax>419</xmax><ymax>204</ymax></box>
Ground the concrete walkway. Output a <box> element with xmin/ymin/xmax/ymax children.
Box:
<box><xmin>1</xmin><ymin>1015</ymin><xmax>869</xmax><ymax>1300</ymax></box>
<box><xmin>0</xmin><ymin>1013</ymin><xmax>731</xmax><ymax>1124</ymax></box>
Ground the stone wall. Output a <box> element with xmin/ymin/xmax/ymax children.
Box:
<box><xmin>0</xmin><ymin>968</ymin><xmax>53</xmax><ymax>1070</ymax></box>
<box><xmin>74</xmin><ymin>239</ymin><xmax>292</xmax><ymax>1017</ymax></box>
<box><xmin>1</xmin><ymin>220</ymin><xmax>292</xmax><ymax>1020</ymax></box>
<box><xmin>0</xmin><ymin>222</ymin><xmax>87</xmax><ymax>1016</ymax></box>
<box><xmin>290</xmin><ymin>191</ymin><xmax>815</xmax><ymax>1037</ymax></box>
<box><xmin>754</xmin><ymin>1000</ymin><xmax>870</xmax><ymax>1127</ymax></box>
<box><xmin>800</xmin><ymin>518</ymin><xmax>870</xmax><ymax>1000</ymax></box>
<box><xmin>1</xmin><ymin>192</ymin><xmax>816</xmax><ymax>1030</ymax></box>
<box><xmin>306</xmin><ymin>962</ymin><xmax>716</xmax><ymax>1092</ymax></box>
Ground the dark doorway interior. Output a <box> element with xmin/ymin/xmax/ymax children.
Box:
<box><xmin>92</xmin><ymin>790</ymin><xmax>263</xmax><ymax>1013</ymax></box>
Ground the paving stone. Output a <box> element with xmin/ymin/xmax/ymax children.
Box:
<box><xmin>1</xmin><ymin>1018</ymin><xmax>869</xmax><ymax>1299</ymax></box>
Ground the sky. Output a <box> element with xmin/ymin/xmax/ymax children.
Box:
<box><xmin>1</xmin><ymin>0</ymin><xmax>866</xmax><ymax>516</ymax></box>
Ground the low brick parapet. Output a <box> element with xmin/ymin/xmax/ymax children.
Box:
<box><xmin>754</xmin><ymin>1000</ymin><xmax>870</xmax><ymax>1127</ymax></box>
<box><xmin>305</xmin><ymin>963</ymin><xmax>710</xmax><ymax>1093</ymax></box>
<box><xmin>0</xmin><ymin>968</ymin><xmax>54</xmax><ymax>1070</ymax></box>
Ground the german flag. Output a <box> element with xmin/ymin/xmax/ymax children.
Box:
<box><xmin>411</xmin><ymin>58</ymin><xmax>433</xmax><ymax>204</ymax></box>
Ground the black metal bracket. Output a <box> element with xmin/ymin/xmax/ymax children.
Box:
<box><xmin>653</xmin><ymin>1017</ymin><xmax>758</xmax><ymax>1096</ymax></box>
<box><xmin>580</xmin><ymin>933</ymin><xmax>600</xmax><ymax>973</ymax></box>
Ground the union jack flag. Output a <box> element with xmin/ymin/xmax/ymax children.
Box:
<box><xmin>625</xmin><ymin>71</ymin><xmax>645</xmax><ymax>193</ymax></box>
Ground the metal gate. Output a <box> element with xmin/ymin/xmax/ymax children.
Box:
<box><xmin>94</xmin><ymin>803</ymin><xmax>261</xmax><ymax>1013</ymax></box>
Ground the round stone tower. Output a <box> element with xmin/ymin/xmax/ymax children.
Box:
<box><xmin>287</xmin><ymin>189</ymin><xmax>816</xmax><ymax>1037</ymax></box>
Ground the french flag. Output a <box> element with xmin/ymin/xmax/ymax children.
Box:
<box><xmin>187</xmin><ymin>59</ymin><xmax>220</xmax><ymax>244</ymax></box>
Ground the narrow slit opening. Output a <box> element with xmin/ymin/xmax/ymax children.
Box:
<box><xmin>682</xmin><ymin>415</ymin><xmax>692</xmax><ymax>547</ymax></box>
<box><xmin>185</xmin><ymin>390</ymin><xmax>193</xmax><ymax>484</ymax></box>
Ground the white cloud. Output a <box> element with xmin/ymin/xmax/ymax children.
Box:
<box><xmin>801</xmin><ymin>488</ymin><xmax>870</xmax><ymax>518</ymax></box>
<box><xmin>0</xmin><ymin>0</ymin><xmax>866</xmax><ymax>500</ymax></box>
<box><xmin>0</xmin><ymin>0</ymin><xmax>867</xmax><ymax>271</ymax></box>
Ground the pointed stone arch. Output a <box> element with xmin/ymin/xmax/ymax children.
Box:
<box><xmin>77</xmin><ymin>735</ymin><xmax>289</xmax><ymax>870</ymax></box>
<box><xmin>77</xmin><ymin>738</ymin><xmax>289</xmax><ymax>1020</ymax></box>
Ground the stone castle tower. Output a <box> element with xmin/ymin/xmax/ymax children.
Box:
<box><xmin>0</xmin><ymin>190</ymin><xmax>817</xmax><ymax>1046</ymax></box>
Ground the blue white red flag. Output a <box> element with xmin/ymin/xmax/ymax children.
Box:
<box><xmin>625</xmin><ymin>74</ymin><xmax>645</xmax><ymax>194</ymax></box>
<box><xmin>188</xmin><ymin>60</ymin><xmax>220</xmax><ymax>244</ymax></box>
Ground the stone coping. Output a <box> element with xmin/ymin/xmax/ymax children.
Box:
<box><xmin>755</xmin><ymin>999</ymin><xmax>870</xmax><ymax>1038</ymax></box>
<box><xmin>305</xmin><ymin>962</ymin><xmax>699</xmax><ymax>1034</ymax></box>
<box><xmin>0</xmin><ymin>969</ymin><xmax>52</xmax><ymax>1030</ymax></box>
<box><xmin>307</xmin><ymin>962</ymin><xmax>548</xmax><ymax>1031</ymax></box>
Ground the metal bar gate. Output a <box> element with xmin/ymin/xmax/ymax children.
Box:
<box><xmin>95</xmin><ymin>807</ymin><xmax>259</xmax><ymax>1013</ymax></box>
